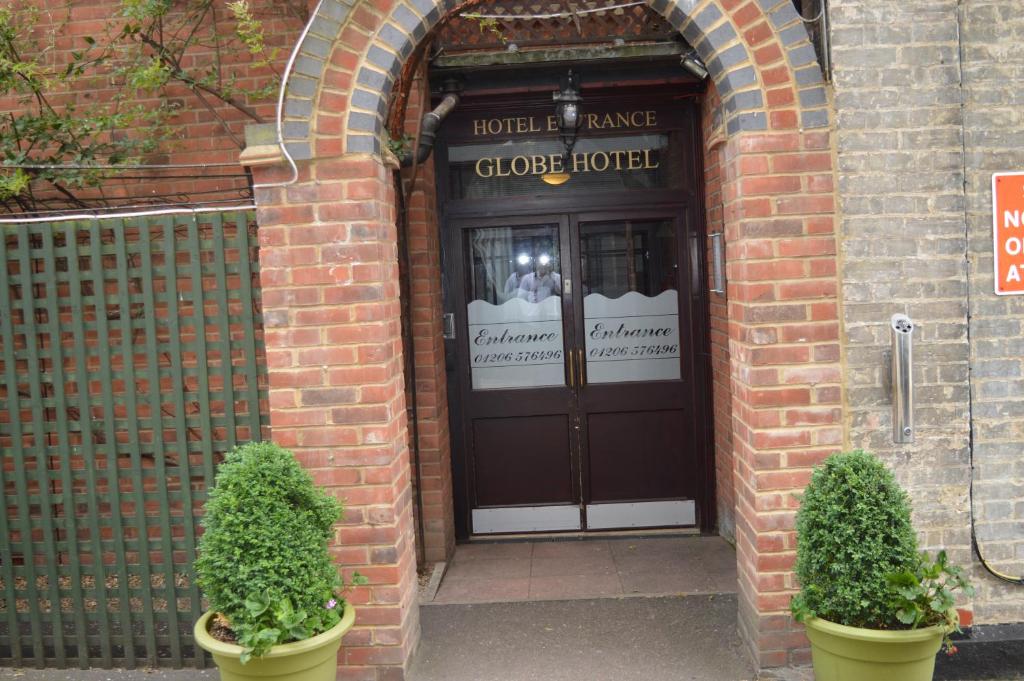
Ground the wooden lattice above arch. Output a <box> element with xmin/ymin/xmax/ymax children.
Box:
<box><xmin>435</xmin><ymin>1</ymin><xmax>679</xmax><ymax>53</ymax></box>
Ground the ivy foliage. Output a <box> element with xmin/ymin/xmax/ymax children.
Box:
<box><xmin>791</xmin><ymin>450</ymin><xmax>919</xmax><ymax>628</ymax></box>
<box><xmin>886</xmin><ymin>550</ymin><xmax>974</xmax><ymax>652</ymax></box>
<box><xmin>114</xmin><ymin>0</ymin><xmax>292</xmax><ymax>112</ymax></box>
<box><xmin>0</xmin><ymin>5</ymin><xmax>170</xmax><ymax>206</ymax></box>
<box><xmin>465</xmin><ymin>16</ymin><xmax>506</xmax><ymax>42</ymax></box>
<box><xmin>0</xmin><ymin>0</ymin><xmax>306</xmax><ymax>210</ymax></box>
<box><xmin>195</xmin><ymin>442</ymin><xmax>356</xmax><ymax>663</ymax></box>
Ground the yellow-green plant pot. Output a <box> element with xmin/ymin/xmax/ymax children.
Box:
<box><xmin>804</xmin><ymin>616</ymin><xmax>946</xmax><ymax>681</ymax></box>
<box><xmin>194</xmin><ymin>603</ymin><xmax>355</xmax><ymax>681</ymax></box>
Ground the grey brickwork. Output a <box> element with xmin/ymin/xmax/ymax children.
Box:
<box><xmin>831</xmin><ymin>0</ymin><xmax>1024</xmax><ymax>623</ymax></box>
<box><xmin>280</xmin><ymin>0</ymin><xmax>827</xmax><ymax>157</ymax></box>
<box><xmin>960</xmin><ymin>0</ymin><xmax>1024</xmax><ymax>621</ymax></box>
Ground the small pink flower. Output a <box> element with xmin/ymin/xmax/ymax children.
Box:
<box><xmin>326</xmin><ymin>599</ymin><xmax>338</xmax><ymax>610</ymax></box>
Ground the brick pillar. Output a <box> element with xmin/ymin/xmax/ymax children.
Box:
<box><xmin>702</xmin><ymin>81</ymin><xmax>737</xmax><ymax>543</ymax></box>
<box><xmin>403</xmin><ymin>155</ymin><xmax>456</xmax><ymax>563</ymax></box>
<box><xmin>722</xmin><ymin>129</ymin><xmax>842</xmax><ymax>668</ymax></box>
<box><xmin>401</xmin><ymin>66</ymin><xmax>456</xmax><ymax>564</ymax></box>
<box><xmin>251</xmin><ymin>155</ymin><xmax>420</xmax><ymax>680</ymax></box>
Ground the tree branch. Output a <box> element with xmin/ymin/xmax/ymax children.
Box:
<box><xmin>137</xmin><ymin>33</ymin><xmax>265</xmax><ymax>123</ymax></box>
<box><xmin>191</xmin><ymin>85</ymin><xmax>244</xmax><ymax>148</ymax></box>
<box><xmin>45</xmin><ymin>180</ymin><xmax>90</xmax><ymax>208</ymax></box>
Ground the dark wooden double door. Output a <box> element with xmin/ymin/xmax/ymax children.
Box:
<box><xmin>447</xmin><ymin>207</ymin><xmax>708</xmax><ymax>535</ymax></box>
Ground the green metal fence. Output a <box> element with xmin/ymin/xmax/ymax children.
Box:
<box><xmin>0</xmin><ymin>211</ymin><xmax>267</xmax><ymax>668</ymax></box>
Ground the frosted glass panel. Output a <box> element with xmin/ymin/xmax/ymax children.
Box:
<box><xmin>584</xmin><ymin>291</ymin><xmax>680</xmax><ymax>383</ymax></box>
<box><xmin>580</xmin><ymin>219</ymin><xmax>681</xmax><ymax>384</ymax></box>
<box><xmin>466</xmin><ymin>225</ymin><xmax>566</xmax><ymax>389</ymax></box>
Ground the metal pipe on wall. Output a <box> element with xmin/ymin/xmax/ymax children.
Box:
<box><xmin>891</xmin><ymin>314</ymin><xmax>914</xmax><ymax>443</ymax></box>
<box><xmin>399</xmin><ymin>81</ymin><xmax>462</xmax><ymax>167</ymax></box>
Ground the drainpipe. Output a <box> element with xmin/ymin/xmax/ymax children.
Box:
<box><xmin>394</xmin><ymin>78</ymin><xmax>460</xmax><ymax>568</ymax></box>
<box><xmin>399</xmin><ymin>80</ymin><xmax>462</xmax><ymax>167</ymax></box>
<box><xmin>394</xmin><ymin>176</ymin><xmax>427</xmax><ymax>567</ymax></box>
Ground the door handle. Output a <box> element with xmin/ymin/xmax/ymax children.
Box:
<box><xmin>567</xmin><ymin>348</ymin><xmax>576</xmax><ymax>389</ymax></box>
<box><xmin>891</xmin><ymin>314</ymin><xmax>914</xmax><ymax>443</ymax></box>
<box><xmin>576</xmin><ymin>348</ymin><xmax>587</xmax><ymax>387</ymax></box>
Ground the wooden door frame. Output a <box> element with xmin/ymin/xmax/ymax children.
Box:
<box><xmin>436</xmin><ymin>96</ymin><xmax>716</xmax><ymax>539</ymax></box>
<box><xmin>567</xmin><ymin>209</ymin><xmax>697</xmax><ymax>515</ymax></box>
<box><xmin>445</xmin><ymin>214</ymin><xmax>581</xmax><ymax>517</ymax></box>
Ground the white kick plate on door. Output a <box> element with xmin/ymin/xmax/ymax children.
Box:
<box><xmin>472</xmin><ymin>506</ymin><xmax>581</xmax><ymax>534</ymax></box>
<box><xmin>585</xmin><ymin>500</ymin><xmax>696</xmax><ymax>530</ymax></box>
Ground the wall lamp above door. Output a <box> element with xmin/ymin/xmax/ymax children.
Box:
<box><xmin>542</xmin><ymin>70</ymin><xmax>583</xmax><ymax>186</ymax></box>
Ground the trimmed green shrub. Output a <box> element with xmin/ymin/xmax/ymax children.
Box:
<box><xmin>195</xmin><ymin>442</ymin><xmax>346</xmax><ymax>661</ymax></box>
<box><xmin>791</xmin><ymin>450</ymin><xmax>919</xmax><ymax>628</ymax></box>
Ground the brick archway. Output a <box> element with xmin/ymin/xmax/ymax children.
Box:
<box><xmin>276</xmin><ymin>0</ymin><xmax>828</xmax><ymax>160</ymax></box>
<box><xmin>248</xmin><ymin>0</ymin><xmax>842</xmax><ymax>677</ymax></box>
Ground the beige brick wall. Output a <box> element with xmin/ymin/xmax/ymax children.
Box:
<box><xmin>961</xmin><ymin>0</ymin><xmax>1024</xmax><ymax>622</ymax></box>
<box><xmin>831</xmin><ymin>0</ymin><xmax>1024</xmax><ymax>623</ymax></box>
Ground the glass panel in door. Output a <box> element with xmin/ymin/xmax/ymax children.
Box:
<box><xmin>579</xmin><ymin>219</ymin><xmax>681</xmax><ymax>384</ymax></box>
<box><xmin>465</xmin><ymin>224</ymin><xmax>566</xmax><ymax>389</ymax></box>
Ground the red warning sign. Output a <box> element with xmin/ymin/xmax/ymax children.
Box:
<box><xmin>994</xmin><ymin>172</ymin><xmax>1024</xmax><ymax>295</ymax></box>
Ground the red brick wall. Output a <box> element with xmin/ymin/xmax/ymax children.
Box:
<box><xmin>400</xmin><ymin>68</ymin><xmax>456</xmax><ymax>564</ymax></box>
<box><xmin>701</xmin><ymin>81</ymin><xmax>736</xmax><ymax>542</ymax></box>
<box><xmin>724</xmin><ymin>122</ymin><xmax>841</xmax><ymax>666</ymax></box>
<box><xmin>252</xmin><ymin>155</ymin><xmax>422</xmax><ymax>678</ymax></box>
<box><xmin>0</xmin><ymin>0</ymin><xmax>301</xmax><ymax>211</ymax></box>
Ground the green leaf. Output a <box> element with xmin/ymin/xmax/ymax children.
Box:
<box><xmin>255</xmin><ymin>628</ymin><xmax>280</xmax><ymax>644</ymax></box>
<box><xmin>244</xmin><ymin>593</ymin><xmax>270</xmax><ymax>616</ymax></box>
<box><xmin>895</xmin><ymin>585</ymin><xmax>922</xmax><ymax>600</ymax></box>
<box><xmin>279</xmin><ymin>612</ymin><xmax>303</xmax><ymax>629</ymax></box>
<box><xmin>274</xmin><ymin>598</ymin><xmax>294</xmax><ymax>620</ymax></box>
<box><xmin>896</xmin><ymin>608</ymin><xmax>918</xmax><ymax>625</ymax></box>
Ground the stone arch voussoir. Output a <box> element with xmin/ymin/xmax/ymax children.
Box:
<box><xmin>280</xmin><ymin>0</ymin><xmax>828</xmax><ymax>159</ymax></box>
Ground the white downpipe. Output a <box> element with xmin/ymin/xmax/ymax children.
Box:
<box><xmin>251</xmin><ymin>0</ymin><xmax>326</xmax><ymax>191</ymax></box>
<box><xmin>0</xmin><ymin>204</ymin><xmax>256</xmax><ymax>224</ymax></box>
<box><xmin>0</xmin><ymin>0</ymin><xmax>324</xmax><ymax>223</ymax></box>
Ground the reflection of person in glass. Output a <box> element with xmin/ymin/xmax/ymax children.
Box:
<box><xmin>503</xmin><ymin>252</ymin><xmax>533</xmax><ymax>302</ymax></box>
<box><xmin>517</xmin><ymin>253</ymin><xmax>561</xmax><ymax>302</ymax></box>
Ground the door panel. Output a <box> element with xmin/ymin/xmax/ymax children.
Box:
<box><xmin>586</xmin><ymin>500</ymin><xmax>696</xmax><ymax>530</ymax></box>
<box><xmin>451</xmin><ymin>215</ymin><xmax>581</xmax><ymax>534</ymax></box>
<box><xmin>586</xmin><ymin>409</ymin><xmax>689</xmax><ymax>502</ymax></box>
<box><xmin>570</xmin><ymin>212</ymin><xmax>699</xmax><ymax>528</ymax></box>
<box><xmin>577</xmin><ymin>217</ymin><xmax>682</xmax><ymax>384</ymax></box>
<box><xmin>473</xmin><ymin>415</ymin><xmax>574</xmax><ymax>506</ymax></box>
<box><xmin>464</xmin><ymin>223</ymin><xmax>566</xmax><ymax>390</ymax></box>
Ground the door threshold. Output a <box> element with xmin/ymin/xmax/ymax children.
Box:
<box><xmin>467</xmin><ymin>527</ymin><xmax>701</xmax><ymax>543</ymax></box>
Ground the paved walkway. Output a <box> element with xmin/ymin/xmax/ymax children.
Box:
<box><xmin>429</xmin><ymin>535</ymin><xmax>737</xmax><ymax>604</ymax></box>
<box><xmin>1</xmin><ymin>536</ymin><xmax>1017</xmax><ymax>681</ymax></box>
<box><xmin>410</xmin><ymin>535</ymin><xmax>752</xmax><ymax>679</ymax></box>
<box><xmin>410</xmin><ymin>594</ymin><xmax>755</xmax><ymax>681</ymax></box>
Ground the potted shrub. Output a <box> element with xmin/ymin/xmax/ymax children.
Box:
<box><xmin>791</xmin><ymin>450</ymin><xmax>973</xmax><ymax>681</ymax></box>
<box><xmin>192</xmin><ymin>442</ymin><xmax>364</xmax><ymax>681</ymax></box>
